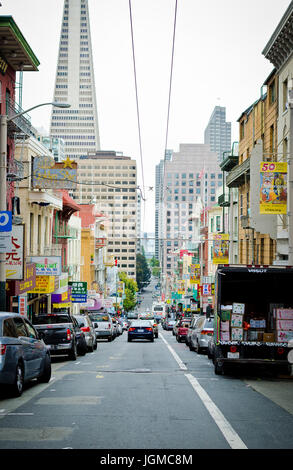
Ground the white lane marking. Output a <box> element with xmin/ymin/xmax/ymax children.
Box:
<box><xmin>159</xmin><ymin>333</ymin><xmax>187</xmax><ymax>370</ymax></box>
<box><xmin>185</xmin><ymin>373</ymin><xmax>247</xmax><ymax>449</ymax></box>
<box><xmin>160</xmin><ymin>332</ymin><xmax>247</xmax><ymax>449</ymax></box>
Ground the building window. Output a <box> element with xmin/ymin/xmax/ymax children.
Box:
<box><xmin>283</xmin><ymin>78</ymin><xmax>288</xmax><ymax>112</ymax></box>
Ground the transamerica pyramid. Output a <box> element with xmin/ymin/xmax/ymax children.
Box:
<box><xmin>50</xmin><ymin>0</ymin><xmax>100</xmax><ymax>162</ymax></box>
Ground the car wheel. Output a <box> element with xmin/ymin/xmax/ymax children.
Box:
<box><xmin>155</xmin><ymin>334</ymin><xmax>158</xmax><ymax>338</ymax></box>
<box><xmin>150</xmin><ymin>338</ymin><xmax>154</xmax><ymax>342</ymax></box>
<box><xmin>214</xmin><ymin>347</ymin><xmax>225</xmax><ymax>375</ymax></box>
<box><xmin>68</xmin><ymin>341</ymin><xmax>77</xmax><ymax>361</ymax></box>
<box><xmin>93</xmin><ymin>340</ymin><xmax>97</xmax><ymax>350</ymax></box>
<box><xmin>11</xmin><ymin>362</ymin><xmax>24</xmax><ymax>397</ymax></box>
<box><xmin>108</xmin><ymin>336</ymin><xmax>113</xmax><ymax>342</ymax></box>
<box><xmin>38</xmin><ymin>354</ymin><xmax>51</xmax><ymax>383</ymax></box>
<box><xmin>128</xmin><ymin>337</ymin><xmax>131</xmax><ymax>342</ymax></box>
<box><xmin>189</xmin><ymin>343</ymin><xmax>194</xmax><ymax>352</ymax></box>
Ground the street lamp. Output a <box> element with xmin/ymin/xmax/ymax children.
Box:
<box><xmin>0</xmin><ymin>101</ymin><xmax>71</xmax><ymax>311</ymax></box>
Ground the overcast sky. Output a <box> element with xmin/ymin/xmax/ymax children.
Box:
<box><xmin>1</xmin><ymin>0</ymin><xmax>291</xmax><ymax>233</ymax></box>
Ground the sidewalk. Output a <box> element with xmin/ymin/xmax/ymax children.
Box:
<box><xmin>245</xmin><ymin>373</ymin><xmax>293</xmax><ymax>415</ymax></box>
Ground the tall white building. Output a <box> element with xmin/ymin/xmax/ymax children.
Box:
<box><xmin>161</xmin><ymin>144</ymin><xmax>223</xmax><ymax>277</ymax></box>
<box><xmin>76</xmin><ymin>151</ymin><xmax>137</xmax><ymax>279</ymax></box>
<box><xmin>50</xmin><ymin>0</ymin><xmax>100</xmax><ymax>160</ymax></box>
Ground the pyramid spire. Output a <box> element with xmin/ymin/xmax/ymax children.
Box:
<box><xmin>50</xmin><ymin>0</ymin><xmax>100</xmax><ymax>160</ymax></box>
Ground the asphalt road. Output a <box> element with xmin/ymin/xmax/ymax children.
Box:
<box><xmin>0</xmin><ymin>279</ymin><xmax>293</xmax><ymax>450</ymax></box>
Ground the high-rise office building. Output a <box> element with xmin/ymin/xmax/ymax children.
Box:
<box><xmin>161</xmin><ymin>144</ymin><xmax>222</xmax><ymax>277</ymax></box>
<box><xmin>50</xmin><ymin>0</ymin><xmax>100</xmax><ymax>160</ymax></box>
<box><xmin>155</xmin><ymin>150</ymin><xmax>172</xmax><ymax>261</ymax></box>
<box><xmin>204</xmin><ymin>106</ymin><xmax>231</xmax><ymax>162</ymax></box>
<box><xmin>76</xmin><ymin>151</ymin><xmax>137</xmax><ymax>279</ymax></box>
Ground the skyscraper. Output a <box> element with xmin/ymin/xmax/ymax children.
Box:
<box><xmin>204</xmin><ymin>106</ymin><xmax>231</xmax><ymax>163</ymax></box>
<box><xmin>50</xmin><ymin>0</ymin><xmax>100</xmax><ymax>160</ymax></box>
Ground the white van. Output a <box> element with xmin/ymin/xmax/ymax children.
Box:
<box><xmin>88</xmin><ymin>312</ymin><xmax>115</xmax><ymax>342</ymax></box>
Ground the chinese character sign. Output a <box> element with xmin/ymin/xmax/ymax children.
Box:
<box><xmin>260</xmin><ymin>162</ymin><xmax>287</xmax><ymax>214</ymax></box>
<box><xmin>69</xmin><ymin>281</ymin><xmax>87</xmax><ymax>303</ymax></box>
<box><xmin>5</xmin><ymin>225</ymin><xmax>24</xmax><ymax>280</ymax></box>
<box><xmin>212</xmin><ymin>233</ymin><xmax>229</xmax><ymax>264</ymax></box>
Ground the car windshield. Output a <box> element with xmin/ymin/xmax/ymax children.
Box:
<box><xmin>75</xmin><ymin>316</ymin><xmax>88</xmax><ymax>326</ymax></box>
<box><xmin>33</xmin><ymin>314</ymin><xmax>70</xmax><ymax>324</ymax></box>
<box><xmin>89</xmin><ymin>314</ymin><xmax>109</xmax><ymax>322</ymax></box>
<box><xmin>139</xmin><ymin>316</ymin><xmax>154</xmax><ymax>321</ymax></box>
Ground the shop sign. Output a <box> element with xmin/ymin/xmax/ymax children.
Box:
<box><xmin>27</xmin><ymin>275</ymin><xmax>56</xmax><ymax>294</ymax></box>
<box><xmin>189</xmin><ymin>264</ymin><xmax>200</xmax><ymax>284</ymax></box>
<box><xmin>18</xmin><ymin>295</ymin><xmax>27</xmax><ymax>317</ymax></box>
<box><xmin>203</xmin><ymin>284</ymin><xmax>211</xmax><ymax>295</ymax></box>
<box><xmin>5</xmin><ymin>225</ymin><xmax>24</xmax><ymax>280</ymax></box>
<box><xmin>31</xmin><ymin>256</ymin><xmax>62</xmax><ymax>276</ymax></box>
<box><xmin>103</xmin><ymin>298</ymin><xmax>114</xmax><ymax>308</ymax></box>
<box><xmin>69</xmin><ymin>281</ymin><xmax>87</xmax><ymax>303</ymax></box>
<box><xmin>32</xmin><ymin>156</ymin><xmax>77</xmax><ymax>190</ymax></box>
<box><xmin>260</xmin><ymin>161</ymin><xmax>287</xmax><ymax>214</ymax></box>
<box><xmin>51</xmin><ymin>287</ymin><xmax>71</xmax><ymax>304</ymax></box>
<box><xmin>0</xmin><ymin>211</ymin><xmax>12</xmax><ymax>232</ymax></box>
<box><xmin>52</xmin><ymin>302</ymin><xmax>71</xmax><ymax>308</ymax></box>
<box><xmin>95</xmin><ymin>237</ymin><xmax>106</xmax><ymax>248</ymax></box>
<box><xmin>6</xmin><ymin>263</ymin><xmax>36</xmax><ymax>296</ymax></box>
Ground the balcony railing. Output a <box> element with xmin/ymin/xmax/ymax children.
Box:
<box><xmin>6</xmin><ymin>97</ymin><xmax>33</xmax><ymax>137</ymax></box>
<box><xmin>7</xmin><ymin>158</ymin><xmax>24</xmax><ymax>182</ymax></box>
<box><xmin>226</xmin><ymin>158</ymin><xmax>250</xmax><ymax>188</ymax></box>
<box><xmin>218</xmin><ymin>193</ymin><xmax>230</xmax><ymax>207</ymax></box>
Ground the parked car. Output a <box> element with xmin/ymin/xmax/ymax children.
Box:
<box><xmin>189</xmin><ymin>316</ymin><xmax>214</xmax><ymax>354</ymax></box>
<box><xmin>74</xmin><ymin>314</ymin><xmax>97</xmax><ymax>352</ymax></box>
<box><xmin>207</xmin><ymin>335</ymin><xmax>215</xmax><ymax>360</ymax></box>
<box><xmin>185</xmin><ymin>315</ymin><xmax>200</xmax><ymax>346</ymax></box>
<box><xmin>138</xmin><ymin>314</ymin><xmax>158</xmax><ymax>338</ymax></box>
<box><xmin>120</xmin><ymin>318</ymin><xmax>128</xmax><ymax>331</ymax></box>
<box><xmin>88</xmin><ymin>312</ymin><xmax>115</xmax><ymax>341</ymax></box>
<box><xmin>128</xmin><ymin>320</ymin><xmax>154</xmax><ymax>342</ymax></box>
<box><xmin>176</xmin><ymin>319</ymin><xmax>192</xmax><ymax>343</ymax></box>
<box><xmin>0</xmin><ymin>313</ymin><xmax>51</xmax><ymax>397</ymax></box>
<box><xmin>32</xmin><ymin>313</ymin><xmax>87</xmax><ymax>359</ymax></box>
<box><xmin>164</xmin><ymin>318</ymin><xmax>176</xmax><ymax>331</ymax></box>
<box><xmin>172</xmin><ymin>320</ymin><xmax>180</xmax><ymax>336</ymax></box>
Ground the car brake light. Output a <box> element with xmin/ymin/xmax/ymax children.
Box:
<box><xmin>277</xmin><ymin>347</ymin><xmax>284</xmax><ymax>355</ymax></box>
<box><xmin>146</xmin><ymin>328</ymin><xmax>153</xmax><ymax>331</ymax></box>
<box><xmin>0</xmin><ymin>345</ymin><xmax>7</xmax><ymax>355</ymax></box>
<box><xmin>201</xmin><ymin>330</ymin><xmax>212</xmax><ymax>335</ymax></box>
<box><xmin>230</xmin><ymin>345</ymin><xmax>237</xmax><ymax>353</ymax></box>
<box><xmin>108</xmin><ymin>323</ymin><xmax>111</xmax><ymax>329</ymax></box>
<box><xmin>66</xmin><ymin>329</ymin><xmax>71</xmax><ymax>341</ymax></box>
<box><xmin>129</xmin><ymin>327</ymin><xmax>135</xmax><ymax>332</ymax></box>
<box><xmin>81</xmin><ymin>326</ymin><xmax>90</xmax><ymax>333</ymax></box>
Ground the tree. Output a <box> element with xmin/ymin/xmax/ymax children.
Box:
<box><xmin>118</xmin><ymin>272</ymin><xmax>138</xmax><ymax>312</ymax></box>
<box><xmin>136</xmin><ymin>253</ymin><xmax>151</xmax><ymax>290</ymax></box>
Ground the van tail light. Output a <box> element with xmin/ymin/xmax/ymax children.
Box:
<box><xmin>66</xmin><ymin>329</ymin><xmax>71</xmax><ymax>341</ymax></box>
<box><xmin>108</xmin><ymin>323</ymin><xmax>111</xmax><ymax>329</ymax></box>
<box><xmin>0</xmin><ymin>345</ymin><xmax>7</xmax><ymax>355</ymax></box>
<box><xmin>81</xmin><ymin>327</ymin><xmax>90</xmax><ymax>333</ymax></box>
<box><xmin>277</xmin><ymin>347</ymin><xmax>284</xmax><ymax>355</ymax></box>
<box><xmin>230</xmin><ymin>345</ymin><xmax>238</xmax><ymax>353</ymax></box>
<box><xmin>201</xmin><ymin>330</ymin><xmax>212</xmax><ymax>335</ymax></box>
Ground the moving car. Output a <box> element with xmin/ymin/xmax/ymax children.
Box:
<box><xmin>189</xmin><ymin>316</ymin><xmax>214</xmax><ymax>354</ymax></box>
<box><xmin>138</xmin><ymin>314</ymin><xmax>158</xmax><ymax>338</ymax></box>
<box><xmin>74</xmin><ymin>314</ymin><xmax>97</xmax><ymax>352</ymax></box>
<box><xmin>88</xmin><ymin>312</ymin><xmax>115</xmax><ymax>341</ymax></box>
<box><xmin>0</xmin><ymin>313</ymin><xmax>51</xmax><ymax>397</ymax></box>
<box><xmin>163</xmin><ymin>318</ymin><xmax>176</xmax><ymax>331</ymax></box>
<box><xmin>33</xmin><ymin>313</ymin><xmax>88</xmax><ymax>359</ymax></box>
<box><xmin>128</xmin><ymin>320</ymin><xmax>154</xmax><ymax>342</ymax></box>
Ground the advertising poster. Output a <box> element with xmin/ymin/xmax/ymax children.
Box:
<box><xmin>260</xmin><ymin>161</ymin><xmax>287</xmax><ymax>214</ymax></box>
<box><xmin>5</xmin><ymin>225</ymin><xmax>24</xmax><ymax>280</ymax></box>
<box><xmin>212</xmin><ymin>233</ymin><xmax>229</xmax><ymax>264</ymax></box>
<box><xmin>189</xmin><ymin>264</ymin><xmax>200</xmax><ymax>284</ymax></box>
<box><xmin>32</xmin><ymin>156</ymin><xmax>77</xmax><ymax>190</ymax></box>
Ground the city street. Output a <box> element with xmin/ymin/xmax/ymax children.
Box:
<box><xmin>0</xmin><ymin>283</ymin><xmax>292</xmax><ymax>450</ymax></box>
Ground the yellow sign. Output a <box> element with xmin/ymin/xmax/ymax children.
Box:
<box><xmin>190</xmin><ymin>264</ymin><xmax>200</xmax><ymax>284</ymax></box>
<box><xmin>260</xmin><ymin>162</ymin><xmax>287</xmax><ymax>214</ymax></box>
<box><xmin>52</xmin><ymin>303</ymin><xmax>71</xmax><ymax>308</ymax></box>
<box><xmin>212</xmin><ymin>234</ymin><xmax>229</xmax><ymax>264</ymax></box>
<box><xmin>27</xmin><ymin>276</ymin><xmax>56</xmax><ymax>294</ymax></box>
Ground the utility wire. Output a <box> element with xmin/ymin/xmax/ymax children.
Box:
<box><xmin>162</xmin><ymin>0</ymin><xmax>178</xmax><ymax>192</ymax></box>
<box><xmin>128</xmin><ymin>0</ymin><xmax>147</xmax><ymax>235</ymax></box>
<box><xmin>129</xmin><ymin>0</ymin><xmax>146</xmax><ymax>206</ymax></box>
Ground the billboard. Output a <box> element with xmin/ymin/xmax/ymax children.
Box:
<box><xmin>260</xmin><ymin>161</ymin><xmax>287</xmax><ymax>214</ymax></box>
<box><xmin>212</xmin><ymin>233</ymin><xmax>229</xmax><ymax>264</ymax></box>
<box><xmin>5</xmin><ymin>225</ymin><xmax>24</xmax><ymax>280</ymax></box>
